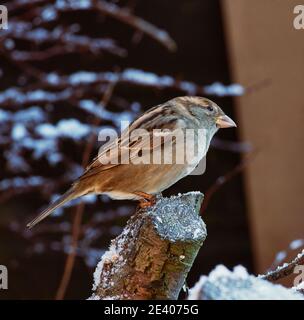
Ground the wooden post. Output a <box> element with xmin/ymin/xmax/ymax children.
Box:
<box><xmin>90</xmin><ymin>192</ymin><xmax>206</xmax><ymax>300</ymax></box>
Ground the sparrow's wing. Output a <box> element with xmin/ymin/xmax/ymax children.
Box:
<box><xmin>78</xmin><ymin>106</ymin><xmax>187</xmax><ymax>181</ymax></box>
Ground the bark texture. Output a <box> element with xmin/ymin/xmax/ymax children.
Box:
<box><xmin>90</xmin><ymin>192</ymin><xmax>206</xmax><ymax>300</ymax></box>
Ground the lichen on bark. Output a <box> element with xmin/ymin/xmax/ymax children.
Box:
<box><xmin>90</xmin><ymin>192</ymin><xmax>206</xmax><ymax>300</ymax></box>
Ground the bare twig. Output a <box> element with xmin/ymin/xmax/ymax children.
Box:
<box><xmin>55</xmin><ymin>202</ymin><xmax>84</xmax><ymax>300</ymax></box>
<box><xmin>267</xmin><ymin>239</ymin><xmax>304</xmax><ymax>272</ymax></box>
<box><xmin>259</xmin><ymin>249</ymin><xmax>304</xmax><ymax>282</ymax></box>
<box><xmin>62</xmin><ymin>0</ymin><xmax>177</xmax><ymax>52</ymax></box>
<box><xmin>200</xmin><ymin>152</ymin><xmax>256</xmax><ymax>214</ymax></box>
<box><xmin>55</xmin><ymin>73</ymin><xmax>118</xmax><ymax>300</ymax></box>
<box><xmin>4</xmin><ymin>0</ymin><xmax>49</xmax><ymax>12</ymax></box>
<box><xmin>7</xmin><ymin>0</ymin><xmax>176</xmax><ymax>51</ymax></box>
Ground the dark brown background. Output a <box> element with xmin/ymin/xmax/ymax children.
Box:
<box><xmin>2</xmin><ymin>0</ymin><xmax>301</xmax><ymax>299</ymax></box>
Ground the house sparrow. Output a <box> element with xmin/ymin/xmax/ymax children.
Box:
<box><xmin>27</xmin><ymin>96</ymin><xmax>236</xmax><ymax>228</ymax></box>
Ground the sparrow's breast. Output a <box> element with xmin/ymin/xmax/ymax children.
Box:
<box><xmin>98</xmin><ymin>131</ymin><xmax>210</xmax><ymax>199</ymax></box>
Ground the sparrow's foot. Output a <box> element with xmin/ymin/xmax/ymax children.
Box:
<box><xmin>134</xmin><ymin>191</ymin><xmax>156</xmax><ymax>208</ymax></box>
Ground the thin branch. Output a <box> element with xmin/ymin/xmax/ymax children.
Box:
<box><xmin>8</xmin><ymin>0</ymin><xmax>176</xmax><ymax>51</ymax></box>
<box><xmin>65</xmin><ymin>0</ymin><xmax>177</xmax><ymax>52</ymax></box>
<box><xmin>200</xmin><ymin>152</ymin><xmax>256</xmax><ymax>214</ymax></box>
<box><xmin>54</xmin><ymin>73</ymin><xmax>119</xmax><ymax>300</ymax></box>
<box><xmin>259</xmin><ymin>249</ymin><xmax>304</xmax><ymax>282</ymax></box>
<box><xmin>4</xmin><ymin>0</ymin><xmax>49</xmax><ymax>12</ymax></box>
<box><xmin>55</xmin><ymin>202</ymin><xmax>84</xmax><ymax>300</ymax></box>
<box><xmin>267</xmin><ymin>239</ymin><xmax>304</xmax><ymax>272</ymax></box>
<box><xmin>0</xmin><ymin>47</ymin><xmax>46</xmax><ymax>81</ymax></box>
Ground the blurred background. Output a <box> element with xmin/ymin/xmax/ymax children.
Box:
<box><xmin>0</xmin><ymin>0</ymin><xmax>303</xmax><ymax>299</ymax></box>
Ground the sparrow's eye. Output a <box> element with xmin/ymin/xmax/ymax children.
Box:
<box><xmin>207</xmin><ymin>106</ymin><xmax>214</xmax><ymax>112</ymax></box>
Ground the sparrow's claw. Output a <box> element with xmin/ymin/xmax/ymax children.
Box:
<box><xmin>138</xmin><ymin>200</ymin><xmax>154</xmax><ymax>208</ymax></box>
<box><xmin>134</xmin><ymin>191</ymin><xmax>156</xmax><ymax>208</ymax></box>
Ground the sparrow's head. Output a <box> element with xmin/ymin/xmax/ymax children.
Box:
<box><xmin>174</xmin><ymin>96</ymin><xmax>237</xmax><ymax>130</ymax></box>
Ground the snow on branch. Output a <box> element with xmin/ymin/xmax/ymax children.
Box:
<box><xmin>188</xmin><ymin>265</ymin><xmax>303</xmax><ymax>300</ymax></box>
<box><xmin>56</xmin><ymin>0</ymin><xmax>177</xmax><ymax>52</ymax></box>
<box><xmin>1</xmin><ymin>23</ymin><xmax>127</xmax><ymax>60</ymax></box>
<box><xmin>0</xmin><ymin>69</ymin><xmax>244</xmax><ymax>109</ymax></box>
<box><xmin>259</xmin><ymin>249</ymin><xmax>304</xmax><ymax>282</ymax></box>
<box><xmin>4</xmin><ymin>0</ymin><xmax>176</xmax><ymax>52</ymax></box>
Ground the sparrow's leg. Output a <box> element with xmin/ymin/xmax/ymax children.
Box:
<box><xmin>134</xmin><ymin>191</ymin><xmax>156</xmax><ymax>208</ymax></box>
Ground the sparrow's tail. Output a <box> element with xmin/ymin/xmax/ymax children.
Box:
<box><xmin>26</xmin><ymin>186</ymin><xmax>83</xmax><ymax>229</ymax></box>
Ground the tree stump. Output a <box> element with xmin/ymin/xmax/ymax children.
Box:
<box><xmin>90</xmin><ymin>192</ymin><xmax>207</xmax><ymax>300</ymax></box>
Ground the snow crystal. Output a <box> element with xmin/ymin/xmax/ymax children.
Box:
<box><xmin>297</xmin><ymin>249</ymin><xmax>304</xmax><ymax>258</ymax></box>
<box><xmin>79</xmin><ymin>99</ymin><xmax>135</xmax><ymax>127</ymax></box>
<box><xmin>14</xmin><ymin>107</ymin><xmax>46</xmax><ymax>123</ymax></box>
<box><xmin>27</xmin><ymin>90</ymin><xmax>49</xmax><ymax>101</ymax></box>
<box><xmin>58</xmin><ymin>119</ymin><xmax>90</xmax><ymax>138</ymax></box>
<box><xmin>91</xmin><ymin>223</ymin><xmax>136</xmax><ymax>296</ymax></box>
<box><xmin>66</xmin><ymin>164</ymin><xmax>83</xmax><ymax>180</ymax></box>
<box><xmin>55</xmin><ymin>0</ymin><xmax>66</xmax><ymax>9</ymax></box>
<box><xmin>122</xmin><ymin>69</ymin><xmax>175</xmax><ymax>88</ymax></box>
<box><xmin>82</xmin><ymin>194</ymin><xmax>98</xmax><ymax>204</ymax></box>
<box><xmin>46</xmin><ymin>73</ymin><xmax>60</xmax><ymax>85</ymax></box>
<box><xmin>4</xmin><ymin>39</ymin><xmax>15</xmax><ymax>50</ymax></box>
<box><xmin>275</xmin><ymin>250</ymin><xmax>287</xmax><ymax>263</ymax></box>
<box><xmin>293</xmin><ymin>281</ymin><xmax>304</xmax><ymax>291</ymax></box>
<box><xmin>85</xmin><ymin>249</ymin><xmax>105</xmax><ymax>268</ymax></box>
<box><xmin>0</xmin><ymin>88</ymin><xmax>22</xmax><ymax>103</ymax></box>
<box><xmin>290</xmin><ymin>239</ymin><xmax>304</xmax><ymax>250</ymax></box>
<box><xmin>69</xmin><ymin>71</ymin><xmax>97</xmax><ymax>85</ymax></box>
<box><xmin>147</xmin><ymin>192</ymin><xmax>206</xmax><ymax>242</ymax></box>
<box><xmin>179</xmin><ymin>82</ymin><xmax>196</xmax><ymax>95</ymax></box>
<box><xmin>48</xmin><ymin>153</ymin><xmax>63</xmax><ymax>165</ymax></box>
<box><xmin>22</xmin><ymin>137</ymin><xmax>57</xmax><ymax>160</ymax></box>
<box><xmin>0</xmin><ymin>106</ymin><xmax>46</xmax><ymax>124</ymax></box>
<box><xmin>92</xmin><ymin>242</ymin><xmax>118</xmax><ymax>291</ymax></box>
<box><xmin>0</xmin><ymin>176</ymin><xmax>46</xmax><ymax>190</ymax></box>
<box><xmin>67</xmin><ymin>0</ymin><xmax>91</xmax><ymax>9</ymax></box>
<box><xmin>79</xmin><ymin>100</ymin><xmax>103</xmax><ymax>118</ymax></box>
<box><xmin>11</xmin><ymin>123</ymin><xmax>27</xmax><ymax>140</ymax></box>
<box><xmin>0</xmin><ymin>109</ymin><xmax>11</xmax><ymax>122</ymax></box>
<box><xmin>204</xmin><ymin>82</ymin><xmax>245</xmax><ymax>97</ymax></box>
<box><xmin>26</xmin><ymin>28</ymin><xmax>49</xmax><ymax>42</ymax></box>
<box><xmin>188</xmin><ymin>265</ymin><xmax>303</xmax><ymax>300</ymax></box>
<box><xmin>5</xmin><ymin>150</ymin><xmax>30</xmax><ymax>173</ymax></box>
<box><xmin>130</xmin><ymin>102</ymin><xmax>141</xmax><ymax>112</ymax></box>
<box><xmin>0</xmin><ymin>87</ymin><xmax>72</xmax><ymax>104</ymax></box>
<box><xmin>41</xmin><ymin>6</ymin><xmax>57</xmax><ymax>21</ymax></box>
<box><xmin>36</xmin><ymin>123</ymin><xmax>58</xmax><ymax>138</ymax></box>
<box><xmin>87</xmin><ymin>294</ymin><xmax>101</xmax><ymax>300</ymax></box>
<box><xmin>193</xmin><ymin>228</ymin><xmax>202</xmax><ymax>239</ymax></box>
<box><xmin>36</xmin><ymin>119</ymin><xmax>91</xmax><ymax>139</ymax></box>
<box><xmin>123</xmin><ymin>69</ymin><xmax>160</xmax><ymax>85</ymax></box>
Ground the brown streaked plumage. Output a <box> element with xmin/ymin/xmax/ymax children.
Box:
<box><xmin>27</xmin><ymin>96</ymin><xmax>236</xmax><ymax>228</ymax></box>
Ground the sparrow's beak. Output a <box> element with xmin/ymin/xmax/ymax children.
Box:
<box><xmin>216</xmin><ymin>115</ymin><xmax>237</xmax><ymax>128</ymax></box>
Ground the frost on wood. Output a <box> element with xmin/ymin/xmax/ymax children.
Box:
<box><xmin>188</xmin><ymin>265</ymin><xmax>304</xmax><ymax>300</ymax></box>
<box><xmin>90</xmin><ymin>192</ymin><xmax>206</xmax><ymax>300</ymax></box>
